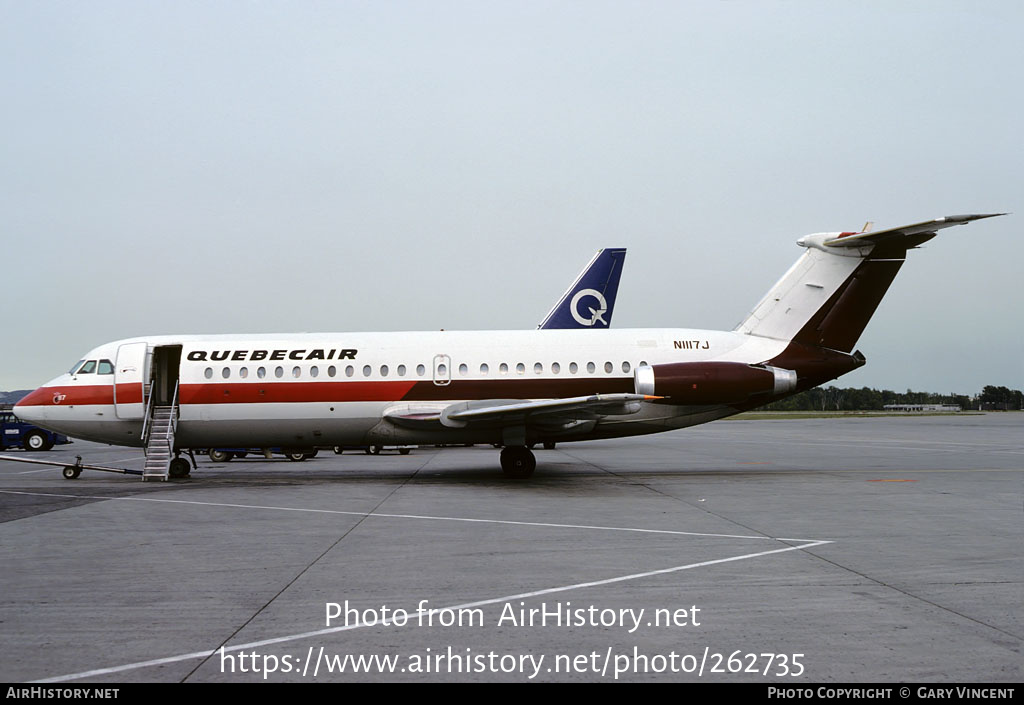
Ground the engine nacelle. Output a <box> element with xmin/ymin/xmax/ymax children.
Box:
<box><xmin>634</xmin><ymin>362</ymin><xmax>797</xmax><ymax>405</ymax></box>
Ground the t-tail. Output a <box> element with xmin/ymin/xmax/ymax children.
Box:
<box><xmin>538</xmin><ymin>248</ymin><xmax>626</xmax><ymax>329</ymax></box>
<box><xmin>737</xmin><ymin>214</ymin><xmax>1006</xmax><ymax>393</ymax></box>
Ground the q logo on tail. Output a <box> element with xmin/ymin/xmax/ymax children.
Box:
<box><xmin>537</xmin><ymin>248</ymin><xmax>625</xmax><ymax>330</ymax></box>
<box><xmin>570</xmin><ymin>289</ymin><xmax>609</xmax><ymax>327</ymax></box>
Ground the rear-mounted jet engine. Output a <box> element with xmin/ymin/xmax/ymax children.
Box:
<box><xmin>634</xmin><ymin>362</ymin><xmax>797</xmax><ymax>405</ymax></box>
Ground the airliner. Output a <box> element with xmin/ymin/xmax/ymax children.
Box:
<box><xmin>12</xmin><ymin>215</ymin><xmax>1002</xmax><ymax>480</ymax></box>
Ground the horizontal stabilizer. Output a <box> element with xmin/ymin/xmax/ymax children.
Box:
<box><xmin>823</xmin><ymin>213</ymin><xmax>1006</xmax><ymax>250</ymax></box>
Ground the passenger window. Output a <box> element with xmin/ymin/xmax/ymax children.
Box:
<box><xmin>586</xmin><ymin>362</ymin><xmax>596</xmax><ymax>374</ymax></box>
<box><xmin>363</xmin><ymin>365</ymin><xmax>372</xmax><ymax>377</ymax></box>
<box><xmin>328</xmin><ymin>366</ymin><xmax>336</xmax><ymax>377</ymax></box>
<box><xmin>480</xmin><ymin>363</ymin><xmax>489</xmax><ymax>375</ymax></box>
<box><xmin>500</xmin><ymin>363</ymin><xmax>508</xmax><ymax>375</ymax></box>
<box><xmin>257</xmin><ymin>367</ymin><xmax>267</xmax><ymax>379</ymax></box>
<box><xmin>274</xmin><ymin>366</ymin><xmax>284</xmax><ymax>378</ymax></box>
<box><xmin>380</xmin><ymin>365</ymin><xmax>389</xmax><ymax>377</ymax></box>
<box><xmin>239</xmin><ymin>367</ymin><xmax>249</xmax><ymax>379</ymax></box>
<box><xmin>459</xmin><ymin>363</ymin><xmax>468</xmax><ymax>376</ymax></box>
<box><xmin>569</xmin><ymin>362</ymin><xmax>578</xmax><ymax>374</ymax></box>
<box><xmin>398</xmin><ymin>365</ymin><xmax>406</xmax><ymax>377</ymax></box>
<box><xmin>77</xmin><ymin>360</ymin><xmax>97</xmax><ymax>374</ymax></box>
<box><xmin>292</xmin><ymin>366</ymin><xmax>301</xmax><ymax>378</ymax></box>
<box><xmin>222</xmin><ymin>367</ymin><xmax>230</xmax><ymax>379</ymax></box>
<box><xmin>204</xmin><ymin>367</ymin><xmax>213</xmax><ymax>379</ymax></box>
<box><xmin>534</xmin><ymin>362</ymin><xmax>543</xmax><ymax>374</ymax></box>
<box><xmin>310</xmin><ymin>366</ymin><xmax>319</xmax><ymax>378</ymax></box>
<box><xmin>416</xmin><ymin>364</ymin><xmax>425</xmax><ymax>376</ymax></box>
<box><xmin>345</xmin><ymin>366</ymin><xmax>354</xmax><ymax>377</ymax></box>
<box><xmin>98</xmin><ymin>360</ymin><xmax>114</xmax><ymax>375</ymax></box>
<box><xmin>604</xmin><ymin>361</ymin><xmax>613</xmax><ymax>374</ymax></box>
<box><xmin>622</xmin><ymin>361</ymin><xmax>631</xmax><ymax>373</ymax></box>
<box><xmin>551</xmin><ymin>362</ymin><xmax>560</xmax><ymax>374</ymax></box>
<box><xmin>516</xmin><ymin>363</ymin><xmax>525</xmax><ymax>375</ymax></box>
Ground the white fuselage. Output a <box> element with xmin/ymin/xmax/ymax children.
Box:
<box><xmin>16</xmin><ymin>328</ymin><xmax>788</xmax><ymax>449</ymax></box>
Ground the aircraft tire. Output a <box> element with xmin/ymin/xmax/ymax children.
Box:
<box><xmin>543</xmin><ymin>441</ymin><xmax>556</xmax><ymax>450</ymax></box>
<box><xmin>169</xmin><ymin>458</ymin><xmax>191</xmax><ymax>478</ymax></box>
<box><xmin>62</xmin><ymin>466</ymin><xmax>81</xmax><ymax>480</ymax></box>
<box><xmin>333</xmin><ymin>446</ymin><xmax>344</xmax><ymax>454</ymax></box>
<box><xmin>500</xmin><ymin>446</ymin><xmax>536</xmax><ymax>479</ymax></box>
<box><xmin>286</xmin><ymin>452</ymin><xmax>306</xmax><ymax>462</ymax></box>
<box><xmin>208</xmin><ymin>449</ymin><xmax>232</xmax><ymax>462</ymax></box>
<box><xmin>399</xmin><ymin>448</ymin><xmax>411</xmax><ymax>455</ymax></box>
<box><xmin>369</xmin><ymin>445</ymin><xmax>382</xmax><ymax>455</ymax></box>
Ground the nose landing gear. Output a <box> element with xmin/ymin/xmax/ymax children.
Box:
<box><xmin>169</xmin><ymin>456</ymin><xmax>192</xmax><ymax>478</ymax></box>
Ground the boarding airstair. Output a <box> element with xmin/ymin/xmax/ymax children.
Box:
<box><xmin>142</xmin><ymin>382</ymin><xmax>179</xmax><ymax>481</ymax></box>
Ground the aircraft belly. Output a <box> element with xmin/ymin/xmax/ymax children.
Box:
<box><xmin>27</xmin><ymin>399</ymin><xmax>742</xmax><ymax>451</ymax></box>
<box><xmin>176</xmin><ymin>401</ymin><xmax>386</xmax><ymax>447</ymax></box>
<box><xmin>34</xmin><ymin>413</ymin><xmax>144</xmax><ymax>447</ymax></box>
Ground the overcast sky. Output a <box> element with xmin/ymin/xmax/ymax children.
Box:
<box><xmin>1</xmin><ymin>1</ymin><xmax>1020</xmax><ymax>394</ymax></box>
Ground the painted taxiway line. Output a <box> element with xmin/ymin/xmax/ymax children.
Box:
<box><xmin>0</xmin><ymin>489</ymin><xmax>829</xmax><ymax>543</ymax></box>
<box><xmin>32</xmin><ymin>539</ymin><xmax>832</xmax><ymax>683</ymax></box>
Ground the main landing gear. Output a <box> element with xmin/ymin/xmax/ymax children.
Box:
<box><xmin>500</xmin><ymin>446</ymin><xmax>536</xmax><ymax>479</ymax></box>
<box><xmin>169</xmin><ymin>457</ymin><xmax>191</xmax><ymax>478</ymax></box>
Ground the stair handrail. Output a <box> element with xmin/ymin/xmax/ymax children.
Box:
<box><xmin>141</xmin><ymin>379</ymin><xmax>157</xmax><ymax>447</ymax></box>
<box><xmin>170</xmin><ymin>381</ymin><xmax>180</xmax><ymax>436</ymax></box>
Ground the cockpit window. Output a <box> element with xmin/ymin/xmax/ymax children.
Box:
<box><xmin>98</xmin><ymin>360</ymin><xmax>115</xmax><ymax>375</ymax></box>
<box><xmin>77</xmin><ymin>360</ymin><xmax>97</xmax><ymax>374</ymax></box>
<box><xmin>69</xmin><ymin>360</ymin><xmax>84</xmax><ymax>374</ymax></box>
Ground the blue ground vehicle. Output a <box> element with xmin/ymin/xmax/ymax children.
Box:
<box><xmin>0</xmin><ymin>410</ymin><xmax>71</xmax><ymax>451</ymax></box>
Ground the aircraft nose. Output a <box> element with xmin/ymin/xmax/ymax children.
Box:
<box><xmin>13</xmin><ymin>387</ymin><xmax>51</xmax><ymax>422</ymax></box>
<box><xmin>12</xmin><ymin>403</ymin><xmax>38</xmax><ymax>422</ymax></box>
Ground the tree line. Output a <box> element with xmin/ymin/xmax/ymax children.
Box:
<box><xmin>764</xmin><ymin>385</ymin><xmax>1023</xmax><ymax>412</ymax></box>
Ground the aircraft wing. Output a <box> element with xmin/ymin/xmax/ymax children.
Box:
<box><xmin>824</xmin><ymin>213</ymin><xmax>1005</xmax><ymax>249</ymax></box>
<box><xmin>386</xmin><ymin>393</ymin><xmax>658</xmax><ymax>430</ymax></box>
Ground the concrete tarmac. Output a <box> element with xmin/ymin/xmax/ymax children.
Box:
<box><xmin>1</xmin><ymin>413</ymin><xmax>1020</xmax><ymax>683</ymax></box>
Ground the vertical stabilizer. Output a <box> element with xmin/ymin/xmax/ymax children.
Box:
<box><xmin>736</xmin><ymin>214</ymin><xmax>1004</xmax><ymax>352</ymax></box>
<box><xmin>539</xmin><ymin>248</ymin><xmax>627</xmax><ymax>329</ymax></box>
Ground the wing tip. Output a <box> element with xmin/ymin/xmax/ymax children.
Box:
<box><xmin>941</xmin><ymin>213</ymin><xmax>1008</xmax><ymax>223</ymax></box>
